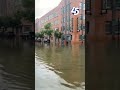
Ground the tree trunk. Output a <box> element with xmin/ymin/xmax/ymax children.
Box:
<box><xmin>58</xmin><ymin>38</ymin><xmax>59</xmax><ymax>44</ymax></box>
<box><xmin>49</xmin><ymin>36</ymin><xmax>51</xmax><ymax>43</ymax></box>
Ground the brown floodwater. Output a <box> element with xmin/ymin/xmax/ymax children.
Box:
<box><xmin>0</xmin><ymin>38</ymin><xmax>35</xmax><ymax>90</ymax></box>
<box><xmin>35</xmin><ymin>43</ymin><xmax>85</xmax><ymax>90</ymax></box>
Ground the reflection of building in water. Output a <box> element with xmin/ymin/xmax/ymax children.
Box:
<box><xmin>86</xmin><ymin>0</ymin><xmax>120</xmax><ymax>41</ymax></box>
<box><xmin>86</xmin><ymin>41</ymin><xmax>120</xmax><ymax>90</ymax></box>
<box><xmin>35</xmin><ymin>0</ymin><xmax>85</xmax><ymax>43</ymax></box>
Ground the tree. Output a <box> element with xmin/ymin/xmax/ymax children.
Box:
<box><xmin>44</xmin><ymin>23</ymin><xmax>52</xmax><ymax>30</ymax></box>
<box><xmin>35</xmin><ymin>32</ymin><xmax>44</xmax><ymax>38</ymax></box>
<box><xmin>35</xmin><ymin>32</ymin><xmax>39</xmax><ymax>39</ymax></box>
<box><xmin>43</xmin><ymin>23</ymin><xmax>53</xmax><ymax>42</ymax></box>
<box><xmin>35</xmin><ymin>31</ymin><xmax>45</xmax><ymax>42</ymax></box>
<box><xmin>0</xmin><ymin>17</ymin><xmax>12</xmax><ymax>32</ymax></box>
<box><xmin>11</xmin><ymin>12</ymin><xmax>22</xmax><ymax>32</ymax></box>
<box><xmin>54</xmin><ymin>31</ymin><xmax>63</xmax><ymax>43</ymax></box>
<box><xmin>21</xmin><ymin>0</ymin><xmax>34</xmax><ymax>24</ymax></box>
<box><xmin>44</xmin><ymin>29</ymin><xmax>53</xmax><ymax>39</ymax></box>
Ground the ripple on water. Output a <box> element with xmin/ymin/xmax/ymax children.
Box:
<box><xmin>35</xmin><ymin>54</ymin><xmax>85</xmax><ymax>90</ymax></box>
<box><xmin>0</xmin><ymin>64</ymin><xmax>33</xmax><ymax>90</ymax></box>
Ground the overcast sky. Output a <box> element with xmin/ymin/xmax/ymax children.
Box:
<box><xmin>35</xmin><ymin>0</ymin><xmax>62</xmax><ymax>19</ymax></box>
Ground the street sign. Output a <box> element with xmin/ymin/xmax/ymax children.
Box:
<box><xmin>71</xmin><ymin>7</ymin><xmax>79</xmax><ymax>15</ymax></box>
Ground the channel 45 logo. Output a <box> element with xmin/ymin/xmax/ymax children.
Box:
<box><xmin>71</xmin><ymin>7</ymin><xmax>79</xmax><ymax>15</ymax></box>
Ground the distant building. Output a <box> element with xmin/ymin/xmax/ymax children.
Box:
<box><xmin>86</xmin><ymin>0</ymin><xmax>120</xmax><ymax>41</ymax></box>
<box><xmin>35</xmin><ymin>0</ymin><xmax>85</xmax><ymax>43</ymax></box>
<box><xmin>35</xmin><ymin>18</ymin><xmax>40</xmax><ymax>33</ymax></box>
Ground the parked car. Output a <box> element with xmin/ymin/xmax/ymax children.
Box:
<box><xmin>47</xmin><ymin>39</ymin><xmax>50</xmax><ymax>43</ymax></box>
<box><xmin>44</xmin><ymin>38</ymin><xmax>48</xmax><ymax>43</ymax></box>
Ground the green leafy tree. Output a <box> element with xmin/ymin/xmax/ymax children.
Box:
<box><xmin>35</xmin><ymin>31</ymin><xmax>44</xmax><ymax>38</ymax></box>
<box><xmin>35</xmin><ymin>32</ymin><xmax>39</xmax><ymax>38</ymax></box>
<box><xmin>35</xmin><ymin>31</ymin><xmax>45</xmax><ymax>42</ymax></box>
<box><xmin>44</xmin><ymin>29</ymin><xmax>53</xmax><ymax>39</ymax></box>
<box><xmin>44</xmin><ymin>23</ymin><xmax>52</xmax><ymax>30</ymax></box>
<box><xmin>44</xmin><ymin>23</ymin><xmax>53</xmax><ymax>42</ymax></box>
<box><xmin>54</xmin><ymin>31</ymin><xmax>63</xmax><ymax>43</ymax></box>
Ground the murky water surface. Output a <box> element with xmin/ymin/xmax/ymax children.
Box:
<box><xmin>86</xmin><ymin>41</ymin><xmax>120</xmax><ymax>90</ymax></box>
<box><xmin>0</xmin><ymin>39</ymin><xmax>34</xmax><ymax>90</ymax></box>
<box><xmin>35</xmin><ymin>43</ymin><xmax>85</xmax><ymax>90</ymax></box>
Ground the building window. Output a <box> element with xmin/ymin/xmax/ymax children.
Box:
<box><xmin>85</xmin><ymin>21</ymin><xmax>89</xmax><ymax>34</ymax></box>
<box><xmin>63</xmin><ymin>26</ymin><xmax>65</xmax><ymax>31</ymax></box>
<box><xmin>86</xmin><ymin>0</ymin><xmax>91</xmax><ymax>10</ymax></box>
<box><xmin>79</xmin><ymin>35</ymin><xmax>84</xmax><ymax>40</ymax></box>
<box><xmin>80</xmin><ymin>15</ymin><xmax>83</xmax><ymax>20</ymax></box>
<box><xmin>80</xmin><ymin>25</ymin><xmax>83</xmax><ymax>30</ymax></box>
<box><xmin>80</xmin><ymin>2</ymin><xmax>82</xmax><ymax>9</ymax></box>
<box><xmin>116</xmin><ymin>0</ymin><xmax>120</xmax><ymax>9</ymax></box>
<box><xmin>54</xmin><ymin>20</ymin><xmax>58</xmax><ymax>25</ymax></box>
<box><xmin>68</xmin><ymin>3</ymin><xmax>71</xmax><ymax>12</ymax></box>
<box><xmin>102</xmin><ymin>0</ymin><xmax>112</xmax><ymax>10</ymax></box>
<box><xmin>82</xmin><ymin>25</ymin><xmax>85</xmax><ymax>30</ymax></box>
<box><xmin>80</xmin><ymin>2</ymin><xmax>85</xmax><ymax>10</ymax></box>
<box><xmin>80</xmin><ymin>15</ymin><xmax>85</xmax><ymax>20</ymax></box>
<box><xmin>113</xmin><ymin>20</ymin><xmax>120</xmax><ymax>34</ymax></box>
<box><xmin>63</xmin><ymin>17</ymin><xmax>65</xmax><ymax>23</ymax></box>
<box><xmin>106</xmin><ymin>20</ymin><xmax>120</xmax><ymax>35</ymax></box>
<box><xmin>61</xmin><ymin>8</ymin><xmax>63</xmax><ymax>14</ymax></box>
<box><xmin>67</xmin><ymin>16</ymin><xmax>70</xmax><ymax>22</ymax></box>
<box><xmin>83</xmin><ymin>3</ymin><xmax>85</xmax><ymax>10</ymax></box>
<box><xmin>105</xmin><ymin>21</ymin><xmax>112</xmax><ymax>35</ymax></box>
<box><xmin>63</xmin><ymin>7</ymin><xmax>65</xmax><ymax>13</ymax></box>
<box><xmin>62</xmin><ymin>18</ymin><xmax>64</xmax><ymax>23</ymax></box>
<box><xmin>85</xmin><ymin>0</ymin><xmax>91</xmax><ymax>14</ymax></box>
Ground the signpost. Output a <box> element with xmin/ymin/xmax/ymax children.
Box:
<box><xmin>71</xmin><ymin>7</ymin><xmax>79</xmax><ymax>15</ymax></box>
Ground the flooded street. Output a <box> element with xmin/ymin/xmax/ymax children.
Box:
<box><xmin>35</xmin><ymin>43</ymin><xmax>85</xmax><ymax>90</ymax></box>
<box><xmin>0</xmin><ymin>39</ymin><xmax>35</xmax><ymax>90</ymax></box>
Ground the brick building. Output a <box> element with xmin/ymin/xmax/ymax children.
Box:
<box><xmin>86</xmin><ymin>0</ymin><xmax>120</xmax><ymax>41</ymax></box>
<box><xmin>35</xmin><ymin>0</ymin><xmax>85</xmax><ymax>43</ymax></box>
